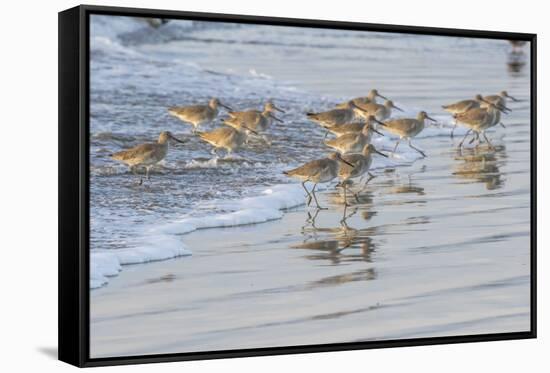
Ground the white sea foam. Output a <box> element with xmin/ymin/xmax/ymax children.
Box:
<box><xmin>88</xmin><ymin>14</ymin><xmax>485</xmax><ymax>289</ymax></box>
<box><xmin>90</xmin><ymin>121</ymin><xmax>466</xmax><ymax>289</ymax></box>
<box><xmin>91</xmin><ymin>235</ymin><xmax>192</xmax><ymax>289</ymax></box>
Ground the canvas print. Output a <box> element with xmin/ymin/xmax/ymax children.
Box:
<box><xmin>89</xmin><ymin>14</ymin><xmax>531</xmax><ymax>358</ymax></box>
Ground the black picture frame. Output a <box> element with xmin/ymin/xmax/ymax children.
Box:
<box><xmin>58</xmin><ymin>4</ymin><xmax>537</xmax><ymax>368</ymax></box>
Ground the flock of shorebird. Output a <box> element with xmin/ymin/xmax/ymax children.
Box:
<box><xmin>110</xmin><ymin>89</ymin><xmax>517</xmax><ymax>209</ymax></box>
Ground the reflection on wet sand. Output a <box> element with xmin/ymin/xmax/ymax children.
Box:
<box><xmin>294</xmin><ymin>170</ymin><xmax>435</xmax><ymax>268</ymax></box>
<box><xmin>507</xmin><ymin>52</ymin><xmax>526</xmax><ymax>75</ymax></box>
<box><xmin>507</xmin><ymin>40</ymin><xmax>527</xmax><ymax>75</ymax></box>
<box><xmin>452</xmin><ymin>146</ymin><xmax>506</xmax><ymax>190</ymax></box>
<box><xmin>295</xmin><ymin>205</ymin><xmax>379</xmax><ymax>266</ymax></box>
<box><xmin>378</xmin><ymin>174</ymin><xmax>427</xmax><ymax>207</ymax></box>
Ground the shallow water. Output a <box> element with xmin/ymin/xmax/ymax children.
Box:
<box><xmin>89</xmin><ymin>15</ymin><xmax>531</xmax><ymax>357</ymax></box>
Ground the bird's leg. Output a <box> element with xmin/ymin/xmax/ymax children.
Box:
<box><xmin>458</xmin><ymin>129</ymin><xmax>472</xmax><ymax>148</ymax></box>
<box><xmin>342</xmin><ymin>201</ymin><xmax>348</xmax><ymax>223</ymax></box>
<box><xmin>468</xmin><ymin>132</ymin><xmax>479</xmax><ymax>145</ymax></box>
<box><xmin>482</xmin><ymin>132</ymin><xmax>495</xmax><ymax>150</ymax></box>
<box><xmin>145</xmin><ymin>166</ymin><xmax>151</xmax><ymax>181</ymax></box>
<box><xmin>408</xmin><ymin>140</ymin><xmax>426</xmax><ymax>157</ymax></box>
<box><xmin>130</xmin><ymin>166</ymin><xmax>143</xmax><ymax>186</ymax></box>
<box><xmin>262</xmin><ymin>134</ymin><xmax>272</xmax><ymax>146</ymax></box>
<box><xmin>357</xmin><ymin>172</ymin><xmax>376</xmax><ymax>197</ymax></box>
<box><xmin>301</xmin><ymin>181</ymin><xmax>312</xmax><ymax>206</ymax></box>
<box><xmin>392</xmin><ymin>139</ymin><xmax>401</xmax><ymax>156</ymax></box>
<box><xmin>342</xmin><ymin>182</ymin><xmax>350</xmax><ymax>207</ymax></box>
<box><xmin>450</xmin><ymin>123</ymin><xmax>457</xmax><ymax>139</ymax></box>
<box><xmin>311</xmin><ymin>184</ymin><xmax>326</xmax><ymax>210</ymax></box>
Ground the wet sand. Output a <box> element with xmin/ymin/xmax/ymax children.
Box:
<box><xmin>89</xmin><ymin>17</ymin><xmax>531</xmax><ymax>358</ymax></box>
<box><xmin>91</xmin><ymin>131</ymin><xmax>530</xmax><ymax>357</ymax></box>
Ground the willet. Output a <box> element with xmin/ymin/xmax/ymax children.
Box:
<box><xmin>335</xmin><ymin>89</ymin><xmax>388</xmax><ymax>108</ymax></box>
<box><xmin>442</xmin><ymin>94</ymin><xmax>486</xmax><ymax>138</ymax></box>
<box><xmin>306</xmin><ymin>101</ymin><xmax>368</xmax><ymax>129</ymax></box>
<box><xmin>354</xmin><ymin>100</ymin><xmax>404</xmax><ymax>121</ymax></box>
<box><xmin>479</xmin><ymin>92</ymin><xmax>513</xmax><ymax>130</ymax></box>
<box><xmin>324</xmin><ymin>117</ymin><xmax>384</xmax><ymax>154</ymax></box>
<box><xmin>480</xmin><ymin>91</ymin><xmax>518</xmax><ymax>110</ymax></box>
<box><xmin>283</xmin><ymin>153</ymin><xmax>355</xmax><ymax>209</ymax></box>
<box><xmin>197</xmin><ymin>125</ymin><xmax>257</xmax><ymax>155</ymax></box>
<box><xmin>223</xmin><ymin>101</ymin><xmax>284</xmax><ymax>143</ymax></box>
<box><xmin>454</xmin><ymin>102</ymin><xmax>505</xmax><ymax>149</ymax></box>
<box><xmin>168</xmin><ymin>98</ymin><xmax>232</xmax><ymax>132</ymax></box>
<box><xmin>110</xmin><ymin>131</ymin><xmax>186</xmax><ymax>185</ymax></box>
<box><xmin>338</xmin><ymin>144</ymin><xmax>388</xmax><ymax>203</ymax></box>
<box><xmin>378</xmin><ymin>111</ymin><xmax>437</xmax><ymax>157</ymax></box>
<box><xmin>323</xmin><ymin>115</ymin><xmax>382</xmax><ymax>138</ymax></box>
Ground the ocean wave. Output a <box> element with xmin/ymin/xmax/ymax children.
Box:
<box><xmin>91</xmin><ymin>234</ymin><xmax>192</xmax><ymax>289</ymax></box>
<box><xmin>89</xmin><ymin>125</ymin><xmax>439</xmax><ymax>289</ymax></box>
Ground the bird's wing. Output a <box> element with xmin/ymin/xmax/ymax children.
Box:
<box><xmin>170</xmin><ymin>105</ymin><xmax>208</xmax><ymax>117</ymax></box>
<box><xmin>384</xmin><ymin>119</ymin><xmax>416</xmax><ymax>132</ymax></box>
<box><xmin>199</xmin><ymin>127</ymin><xmax>233</xmax><ymax>142</ymax></box>
<box><xmin>112</xmin><ymin>143</ymin><xmax>156</xmax><ymax>162</ymax></box>
<box><xmin>287</xmin><ymin>159</ymin><xmax>325</xmax><ymax>178</ymax></box>
<box><xmin>355</xmin><ymin>102</ymin><xmax>380</xmax><ymax>112</ymax></box>
<box><xmin>456</xmin><ymin>108</ymin><xmax>488</xmax><ymax>122</ymax></box>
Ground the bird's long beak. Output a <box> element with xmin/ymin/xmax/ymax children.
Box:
<box><xmin>272</xmin><ymin>104</ymin><xmax>286</xmax><ymax>113</ymax></box>
<box><xmin>426</xmin><ymin>115</ymin><xmax>438</xmax><ymax>123</ymax></box>
<box><xmin>169</xmin><ymin>134</ymin><xmax>187</xmax><ymax>144</ymax></box>
<box><xmin>505</xmin><ymin>93</ymin><xmax>519</xmax><ymax>102</ymax></box>
<box><xmin>393</xmin><ymin>105</ymin><xmax>404</xmax><ymax>112</ymax></box>
<box><xmin>374</xmin><ymin>118</ymin><xmax>386</xmax><ymax>127</ymax></box>
<box><xmin>377</xmin><ymin>93</ymin><xmax>388</xmax><ymax>100</ymax></box>
<box><xmin>269</xmin><ymin>113</ymin><xmax>283</xmax><ymax>123</ymax></box>
<box><xmin>482</xmin><ymin>99</ymin><xmax>508</xmax><ymax>114</ymax></box>
<box><xmin>371</xmin><ymin>126</ymin><xmax>385</xmax><ymax>136</ymax></box>
<box><xmin>220</xmin><ymin>102</ymin><xmax>233</xmax><ymax>111</ymax></box>
<box><xmin>498</xmin><ymin>104</ymin><xmax>512</xmax><ymax>113</ymax></box>
<box><xmin>375</xmin><ymin>149</ymin><xmax>388</xmax><ymax>158</ymax></box>
<box><xmin>337</xmin><ymin>154</ymin><xmax>355</xmax><ymax>168</ymax></box>
<box><xmin>351</xmin><ymin>101</ymin><xmax>367</xmax><ymax>113</ymax></box>
<box><xmin>243</xmin><ymin>125</ymin><xmax>258</xmax><ymax>135</ymax></box>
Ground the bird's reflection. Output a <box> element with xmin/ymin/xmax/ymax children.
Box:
<box><xmin>379</xmin><ymin>173</ymin><xmax>426</xmax><ymax>205</ymax></box>
<box><xmin>295</xmin><ymin>207</ymin><xmax>379</xmax><ymax>266</ymax></box>
<box><xmin>326</xmin><ymin>180</ymin><xmax>375</xmax><ymax>208</ymax></box>
<box><xmin>507</xmin><ymin>51</ymin><xmax>526</xmax><ymax>75</ymax></box>
<box><xmin>507</xmin><ymin>40</ymin><xmax>527</xmax><ymax>76</ymax></box>
<box><xmin>452</xmin><ymin>146</ymin><xmax>506</xmax><ymax>190</ymax></box>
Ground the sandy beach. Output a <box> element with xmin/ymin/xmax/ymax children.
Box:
<box><xmin>91</xmin><ymin>131</ymin><xmax>530</xmax><ymax>357</ymax></box>
<box><xmin>89</xmin><ymin>16</ymin><xmax>531</xmax><ymax>357</ymax></box>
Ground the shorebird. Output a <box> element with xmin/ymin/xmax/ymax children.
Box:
<box><xmin>480</xmin><ymin>91</ymin><xmax>518</xmax><ymax>110</ymax></box>
<box><xmin>454</xmin><ymin>102</ymin><xmax>505</xmax><ymax>149</ymax></box>
<box><xmin>168</xmin><ymin>98</ymin><xmax>232</xmax><ymax>132</ymax></box>
<box><xmin>354</xmin><ymin>100</ymin><xmax>403</xmax><ymax>121</ymax></box>
<box><xmin>283</xmin><ymin>153</ymin><xmax>355</xmax><ymax>209</ymax></box>
<box><xmin>197</xmin><ymin>125</ymin><xmax>257</xmax><ymax>155</ymax></box>
<box><xmin>378</xmin><ymin>111</ymin><xmax>437</xmax><ymax>157</ymax></box>
<box><xmin>323</xmin><ymin>115</ymin><xmax>383</xmax><ymax>138</ymax></box>
<box><xmin>110</xmin><ymin>131</ymin><xmax>186</xmax><ymax>185</ymax></box>
<box><xmin>442</xmin><ymin>94</ymin><xmax>487</xmax><ymax>138</ymax></box>
<box><xmin>338</xmin><ymin>144</ymin><xmax>388</xmax><ymax>203</ymax></box>
<box><xmin>223</xmin><ymin>101</ymin><xmax>284</xmax><ymax>143</ymax></box>
<box><xmin>335</xmin><ymin>89</ymin><xmax>388</xmax><ymax>108</ymax></box>
<box><xmin>306</xmin><ymin>101</ymin><xmax>368</xmax><ymax>129</ymax></box>
<box><xmin>324</xmin><ymin>117</ymin><xmax>384</xmax><ymax>154</ymax></box>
